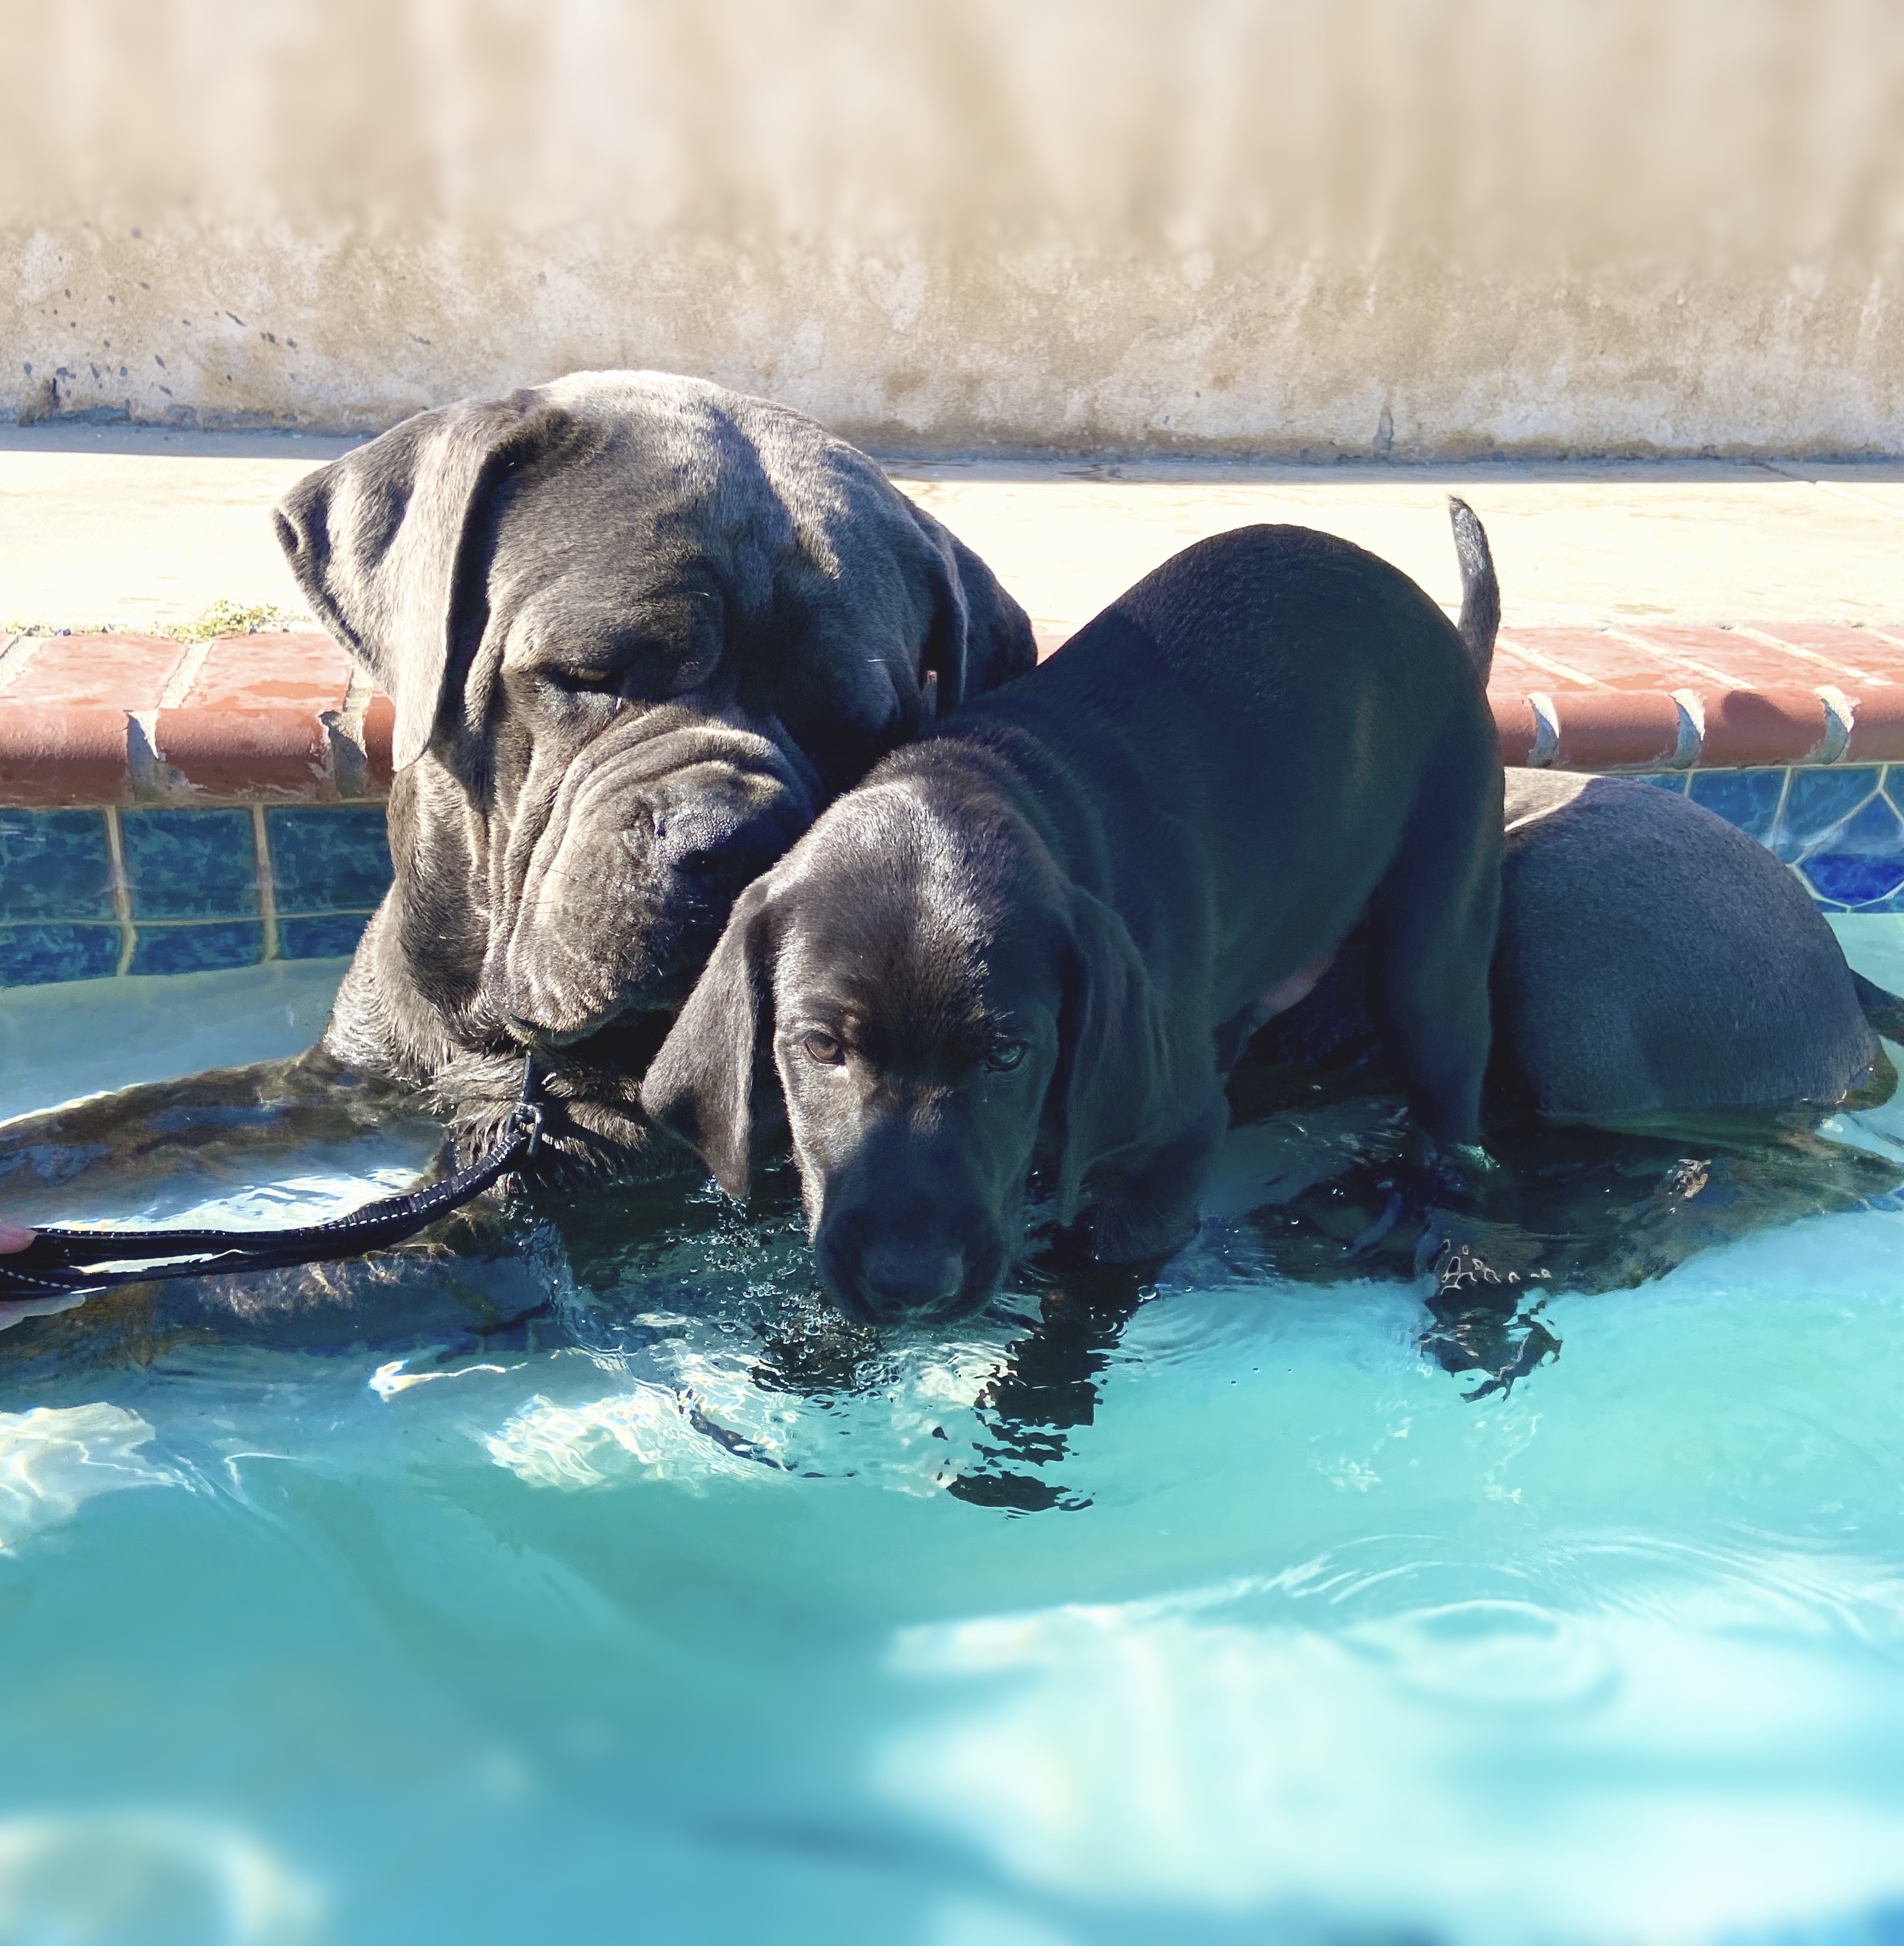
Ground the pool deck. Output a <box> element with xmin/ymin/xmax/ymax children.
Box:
<box><xmin>6</xmin><ymin>427</ymin><xmax>1904</xmax><ymax>804</ymax></box>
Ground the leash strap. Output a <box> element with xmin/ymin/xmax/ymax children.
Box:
<box><xmin>0</xmin><ymin>1058</ymin><xmax>546</xmax><ymax>1301</ymax></box>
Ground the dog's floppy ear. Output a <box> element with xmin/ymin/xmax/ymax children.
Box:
<box><xmin>901</xmin><ymin>503</ymin><xmax>1037</xmax><ymax>716</ymax></box>
<box><xmin>1049</xmin><ymin>886</ymin><xmax>1160</xmax><ymax>1225</ymax></box>
<box><xmin>272</xmin><ymin>395</ymin><xmax>546</xmax><ymax>772</ymax></box>
<box><xmin>944</xmin><ymin>527</ymin><xmax>1037</xmax><ymax>699</ymax></box>
<box><xmin>639</xmin><ymin>877</ymin><xmax>780</xmax><ymax>1198</ymax></box>
<box><xmin>902</xmin><ymin>505</ymin><xmax>972</xmax><ymax>720</ymax></box>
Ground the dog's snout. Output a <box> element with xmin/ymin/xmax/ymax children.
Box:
<box><xmin>627</xmin><ymin>774</ymin><xmax>815</xmax><ymax>889</ymax></box>
<box><xmin>815</xmin><ymin>1186</ymin><xmax>1012</xmax><ymax>1323</ymax></box>
<box><xmin>854</xmin><ymin>1243</ymin><xmax>966</xmax><ymax>1318</ymax></box>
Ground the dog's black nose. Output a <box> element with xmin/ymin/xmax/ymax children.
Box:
<box><xmin>855</xmin><ymin>1243</ymin><xmax>966</xmax><ymax>1317</ymax></box>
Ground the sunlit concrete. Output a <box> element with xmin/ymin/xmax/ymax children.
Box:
<box><xmin>3</xmin><ymin>430</ymin><xmax>1903</xmax><ymax>637</ymax></box>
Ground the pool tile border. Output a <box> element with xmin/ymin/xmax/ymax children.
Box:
<box><xmin>1642</xmin><ymin>762</ymin><xmax>1904</xmax><ymax>912</ymax></box>
<box><xmin>0</xmin><ymin>802</ymin><xmax>389</xmax><ymax>987</ymax></box>
<box><xmin>8</xmin><ymin>622</ymin><xmax>1904</xmax><ymax>984</ymax></box>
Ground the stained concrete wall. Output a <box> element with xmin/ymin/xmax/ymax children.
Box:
<box><xmin>5</xmin><ymin>0</ymin><xmax>1904</xmax><ymax>456</ymax></box>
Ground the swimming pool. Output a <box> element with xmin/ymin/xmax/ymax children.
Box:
<box><xmin>3</xmin><ymin>928</ymin><xmax>1904</xmax><ymax>1945</ymax></box>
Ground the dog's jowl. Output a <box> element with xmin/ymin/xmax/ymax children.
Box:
<box><xmin>644</xmin><ymin>512</ymin><xmax>1505</xmax><ymax>1320</ymax></box>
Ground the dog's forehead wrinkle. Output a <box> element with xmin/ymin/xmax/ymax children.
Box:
<box><xmin>484</xmin><ymin>393</ymin><xmax>797</xmax><ymax>648</ymax></box>
<box><xmin>778</xmin><ymin>910</ymin><xmax>983</xmax><ymax>1040</ymax></box>
<box><xmin>488</xmin><ymin>551</ymin><xmax>721</xmax><ymax>678</ymax></box>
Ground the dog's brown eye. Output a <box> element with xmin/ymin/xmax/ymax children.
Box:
<box><xmin>986</xmin><ymin>1039</ymin><xmax>1028</xmax><ymax>1073</ymax></box>
<box><xmin>801</xmin><ymin>1031</ymin><xmax>845</xmax><ymax>1066</ymax></box>
<box><xmin>554</xmin><ymin>666</ymin><xmax>624</xmax><ymax>696</ymax></box>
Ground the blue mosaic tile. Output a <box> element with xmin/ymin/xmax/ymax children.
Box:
<box><xmin>1688</xmin><ymin>767</ymin><xmax>1786</xmax><ymax>841</ymax></box>
<box><xmin>0</xmin><ymin>922</ymin><xmax>120</xmax><ymax>986</ymax></box>
<box><xmin>1639</xmin><ymin>772</ymin><xmax>1689</xmax><ymax>793</ymax></box>
<box><xmin>129</xmin><ymin>921</ymin><xmax>264</xmax><ymax>977</ymax></box>
<box><xmin>278</xmin><ymin>912</ymin><xmax>371</xmax><ymax>960</ymax></box>
<box><xmin>120</xmin><ymin>808</ymin><xmax>259</xmax><ymax>920</ymax></box>
<box><xmin>1773</xmin><ymin>766</ymin><xmax>1883</xmax><ymax>862</ymax></box>
<box><xmin>1798</xmin><ymin>793</ymin><xmax>1904</xmax><ymax>907</ymax></box>
<box><xmin>267</xmin><ymin>806</ymin><xmax>392</xmax><ymax>915</ymax></box>
<box><xmin>0</xmin><ymin>810</ymin><xmax>116</xmax><ymax>921</ymax></box>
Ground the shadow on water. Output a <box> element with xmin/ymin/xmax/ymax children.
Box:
<box><xmin>1224</xmin><ymin>1039</ymin><xmax>1904</xmax><ymax>1403</ymax></box>
<box><xmin>895</xmin><ymin>1047</ymin><xmax>1904</xmax><ymax>1501</ymax></box>
<box><xmin>3</xmin><ymin>1035</ymin><xmax>1901</xmax><ymax>1514</ymax></box>
<box><xmin>946</xmin><ymin>1253</ymin><xmax>1154</xmax><ymax>1514</ymax></box>
<box><xmin>523</xmin><ymin>1036</ymin><xmax>1904</xmax><ymax>1509</ymax></box>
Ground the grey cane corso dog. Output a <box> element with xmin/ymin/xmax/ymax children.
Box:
<box><xmin>1231</xmin><ymin>758</ymin><xmax>1904</xmax><ymax>1396</ymax></box>
<box><xmin>641</xmin><ymin>513</ymin><xmax>1505</xmax><ymax>1321</ymax></box>
<box><xmin>0</xmin><ymin>372</ymin><xmax>1036</xmax><ymax>1234</ymax></box>
<box><xmin>1491</xmin><ymin>770</ymin><xmax>1889</xmax><ymax>1117</ymax></box>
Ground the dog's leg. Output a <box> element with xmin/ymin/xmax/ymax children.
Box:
<box><xmin>0</xmin><ymin>1049</ymin><xmax>446</xmax><ymax>1227</ymax></box>
<box><xmin>1364</xmin><ymin>728</ymin><xmax>1503</xmax><ymax>1156</ymax></box>
<box><xmin>1089</xmin><ymin>1091</ymin><xmax>1229</xmax><ymax>1265</ymax></box>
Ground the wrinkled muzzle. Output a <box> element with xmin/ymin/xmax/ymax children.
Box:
<box><xmin>482</xmin><ymin>718</ymin><xmax>819</xmax><ymax>1045</ymax></box>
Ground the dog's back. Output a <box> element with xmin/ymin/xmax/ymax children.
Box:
<box><xmin>1108</xmin><ymin>523</ymin><xmax>1478</xmax><ymax>693</ymax></box>
<box><xmin>957</xmin><ymin>524</ymin><xmax>1487</xmax><ymax>802</ymax></box>
<box><xmin>937</xmin><ymin>523</ymin><xmax>1500</xmax><ymax>1018</ymax></box>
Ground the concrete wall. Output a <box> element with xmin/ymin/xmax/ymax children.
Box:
<box><xmin>5</xmin><ymin>0</ymin><xmax>1904</xmax><ymax>456</ymax></box>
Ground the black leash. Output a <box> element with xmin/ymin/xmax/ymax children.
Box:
<box><xmin>0</xmin><ymin>1057</ymin><xmax>546</xmax><ymax>1302</ymax></box>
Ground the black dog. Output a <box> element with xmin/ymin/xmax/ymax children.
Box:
<box><xmin>642</xmin><ymin>510</ymin><xmax>1505</xmax><ymax>1320</ymax></box>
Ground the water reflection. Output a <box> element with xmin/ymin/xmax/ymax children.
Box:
<box><xmin>0</xmin><ymin>1814</ymin><xmax>321</xmax><ymax>1946</ymax></box>
<box><xmin>5</xmin><ymin>1057</ymin><xmax>1900</xmax><ymax>1521</ymax></box>
<box><xmin>0</xmin><ymin>1401</ymin><xmax>176</xmax><ymax>1543</ymax></box>
<box><xmin>877</xmin><ymin>1561</ymin><xmax>1904</xmax><ymax>1935</ymax></box>
<box><xmin>1221</xmin><ymin>1040</ymin><xmax>1904</xmax><ymax>1406</ymax></box>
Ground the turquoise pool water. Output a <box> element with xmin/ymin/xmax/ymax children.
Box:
<box><xmin>5</xmin><ymin>929</ymin><xmax>1904</xmax><ymax>1944</ymax></box>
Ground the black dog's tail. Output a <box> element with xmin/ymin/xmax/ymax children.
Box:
<box><xmin>1449</xmin><ymin>496</ymin><xmax>1500</xmax><ymax>687</ymax></box>
<box><xmin>1853</xmin><ymin>970</ymin><xmax>1904</xmax><ymax>1042</ymax></box>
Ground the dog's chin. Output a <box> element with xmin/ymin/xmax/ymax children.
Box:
<box><xmin>433</xmin><ymin>1008</ymin><xmax>685</xmax><ymax>1188</ymax></box>
<box><xmin>530</xmin><ymin>1004</ymin><xmax>675</xmax><ymax>1068</ymax></box>
<box><xmin>480</xmin><ymin>883</ymin><xmax>746</xmax><ymax>1045</ymax></box>
<box><xmin>449</xmin><ymin>1084</ymin><xmax>693</xmax><ymax>1192</ymax></box>
<box><xmin>482</xmin><ymin>958</ymin><xmax>683</xmax><ymax>1050</ymax></box>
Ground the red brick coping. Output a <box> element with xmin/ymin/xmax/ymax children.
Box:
<box><xmin>4</xmin><ymin>623</ymin><xmax>1904</xmax><ymax>807</ymax></box>
<box><xmin>0</xmin><ymin>633</ymin><xmax>391</xmax><ymax>807</ymax></box>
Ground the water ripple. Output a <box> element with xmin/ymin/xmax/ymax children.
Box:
<box><xmin>0</xmin><ymin>1402</ymin><xmax>177</xmax><ymax>1547</ymax></box>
